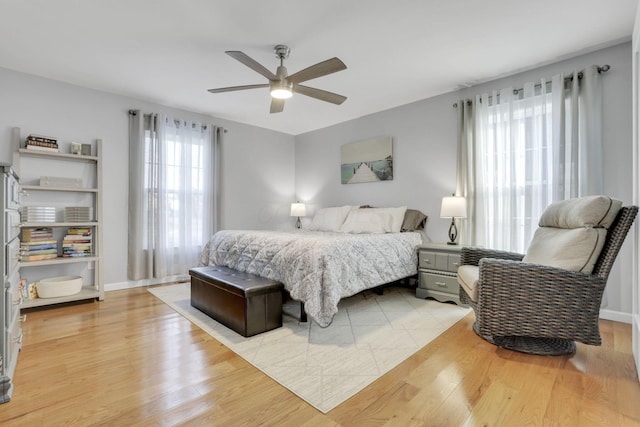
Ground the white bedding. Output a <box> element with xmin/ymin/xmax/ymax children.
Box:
<box><xmin>198</xmin><ymin>229</ymin><xmax>422</xmax><ymax>327</ymax></box>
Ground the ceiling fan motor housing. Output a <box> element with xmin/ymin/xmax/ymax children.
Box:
<box><xmin>274</xmin><ymin>44</ymin><xmax>291</xmax><ymax>60</ymax></box>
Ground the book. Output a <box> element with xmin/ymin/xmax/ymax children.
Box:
<box><xmin>20</xmin><ymin>253</ymin><xmax>58</xmax><ymax>262</ymax></box>
<box><xmin>63</xmin><ymin>234</ymin><xmax>92</xmax><ymax>240</ymax></box>
<box><xmin>25</xmin><ymin>145</ymin><xmax>59</xmax><ymax>153</ymax></box>
<box><xmin>20</xmin><ymin>242</ymin><xmax>57</xmax><ymax>251</ymax></box>
<box><xmin>20</xmin><ymin>239</ymin><xmax>57</xmax><ymax>246</ymax></box>
<box><xmin>26</xmin><ymin>140</ymin><xmax>58</xmax><ymax>148</ymax></box>
<box><xmin>19</xmin><ymin>248</ymin><xmax>57</xmax><ymax>256</ymax></box>
<box><xmin>21</xmin><ymin>227</ymin><xmax>54</xmax><ymax>242</ymax></box>
<box><xmin>26</xmin><ymin>134</ymin><xmax>57</xmax><ymax>144</ymax></box>
<box><xmin>67</xmin><ymin>227</ymin><xmax>92</xmax><ymax>235</ymax></box>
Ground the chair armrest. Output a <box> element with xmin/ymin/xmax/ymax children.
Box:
<box><xmin>460</xmin><ymin>247</ymin><xmax>524</xmax><ymax>266</ymax></box>
<box><xmin>476</xmin><ymin>258</ymin><xmax>606</xmax><ymax>345</ymax></box>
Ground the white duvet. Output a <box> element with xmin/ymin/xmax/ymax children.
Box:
<box><xmin>199</xmin><ymin>229</ymin><xmax>421</xmax><ymax>327</ymax></box>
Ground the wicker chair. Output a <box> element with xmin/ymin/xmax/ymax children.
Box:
<box><xmin>458</xmin><ymin>205</ymin><xmax>638</xmax><ymax>355</ymax></box>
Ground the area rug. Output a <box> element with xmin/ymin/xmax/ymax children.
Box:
<box><xmin>148</xmin><ymin>282</ymin><xmax>471</xmax><ymax>413</ymax></box>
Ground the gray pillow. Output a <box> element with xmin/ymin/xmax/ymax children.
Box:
<box><xmin>401</xmin><ymin>209</ymin><xmax>428</xmax><ymax>231</ymax></box>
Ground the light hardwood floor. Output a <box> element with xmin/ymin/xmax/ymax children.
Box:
<box><xmin>0</xmin><ymin>285</ymin><xmax>639</xmax><ymax>426</ymax></box>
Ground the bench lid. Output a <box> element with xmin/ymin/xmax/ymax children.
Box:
<box><xmin>189</xmin><ymin>266</ymin><xmax>283</xmax><ymax>296</ymax></box>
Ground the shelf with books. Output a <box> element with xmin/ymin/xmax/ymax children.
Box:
<box><xmin>17</xmin><ymin>148</ymin><xmax>98</xmax><ymax>163</ymax></box>
<box><xmin>13</xmin><ymin>127</ymin><xmax>104</xmax><ymax>308</ymax></box>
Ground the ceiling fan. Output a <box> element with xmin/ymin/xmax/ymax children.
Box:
<box><xmin>208</xmin><ymin>45</ymin><xmax>347</xmax><ymax>113</ymax></box>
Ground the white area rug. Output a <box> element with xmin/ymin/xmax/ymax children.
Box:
<box><xmin>148</xmin><ymin>282</ymin><xmax>470</xmax><ymax>413</ymax></box>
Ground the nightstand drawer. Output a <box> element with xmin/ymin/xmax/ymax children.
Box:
<box><xmin>420</xmin><ymin>250</ymin><xmax>460</xmax><ymax>273</ymax></box>
<box><xmin>419</xmin><ymin>251</ymin><xmax>449</xmax><ymax>270</ymax></box>
<box><xmin>448</xmin><ymin>254</ymin><xmax>461</xmax><ymax>272</ymax></box>
<box><xmin>419</xmin><ymin>272</ymin><xmax>459</xmax><ymax>294</ymax></box>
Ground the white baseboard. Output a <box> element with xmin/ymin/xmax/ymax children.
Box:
<box><xmin>102</xmin><ymin>281</ymin><xmax>635</xmax><ymax>326</ymax></box>
<box><xmin>105</xmin><ymin>274</ymin><xmax>189</xmax><ymax>292</ymax></box>
<box><xmin>599</xmin><ymin>308</ymin><xmax>632</xmax><ymax>324</ymax></box>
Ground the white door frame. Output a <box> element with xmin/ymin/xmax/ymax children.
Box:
<box><xmin>632</xmin><ymin>0</ymin><xmax>640</xmax><ymax>381</ymax></box>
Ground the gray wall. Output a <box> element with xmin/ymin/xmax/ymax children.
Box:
<box><xmin>295</xmin><ymin>42</ymin><xmax>634</xmax><ymax>317</ymax></box>
<box><xmin>1</xmin><ymin>41</ymin><xmax>634</xmax><ymax>316</ymax></box>
<box><xmin>0</xmin><ymin>67</ymin><xmax>296</xmax><ymax>288</ymax></box>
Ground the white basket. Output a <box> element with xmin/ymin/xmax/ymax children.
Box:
<box><xmin>36</xmin><ymin>276</ymin><xmax>82</xmax><ymax>298</ymax></box>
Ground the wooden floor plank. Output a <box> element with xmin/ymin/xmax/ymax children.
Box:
<box><xmin>0</xmin><ymin>285</ymin><xmax>637</xmax><ymax>425</ymax></box>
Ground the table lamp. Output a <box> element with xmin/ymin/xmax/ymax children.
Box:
<box><xmin>440</xmin><ymin>196</ymin><xmax>467</xmax><ymax>245</ymax></box>
<box><xmin>290</xmin><ymin>202</ymin><xmax>306</xmax><ymax>229</ymax></box>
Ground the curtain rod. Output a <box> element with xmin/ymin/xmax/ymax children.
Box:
<box><xmin>127</xmin><ymin>110</ymin><xmax>228</xmax><ymax>132</ymax></box>
<box><xmin>453</xmin><ymin>64</ymin><xmax>611</xmax><ymax>108</ymax></box>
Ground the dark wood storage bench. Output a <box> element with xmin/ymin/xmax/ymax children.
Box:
<box><xmin>189</xmin><ymin>266</ymin><xmax>284</xmax><ymax>337</ymax></box>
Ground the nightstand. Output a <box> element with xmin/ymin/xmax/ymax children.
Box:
<box><xmin>416</xmin><ymin>243</ymin><xmax>466</xmax><ymax>306</ymax></box>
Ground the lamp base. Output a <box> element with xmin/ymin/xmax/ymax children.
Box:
<box><xmin>295</xmin><ymin>217</ymin><xmax>302</xmax><ymax>229</ymax></box>
<box><xmin>447</xmin><ymin>218</ymin><xmax>458</xmax><ymax>245</ymax></box>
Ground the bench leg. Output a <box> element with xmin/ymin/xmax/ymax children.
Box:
<box><xmin>299</xmin><ymin>301</ymin><xmax>307</xmax><ymax>323</ymax></box>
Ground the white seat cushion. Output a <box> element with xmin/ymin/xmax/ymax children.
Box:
<box><xmin>457</xmin><ymin>265</ymin><xmax>479</xmax><ymax>302</ymax></box>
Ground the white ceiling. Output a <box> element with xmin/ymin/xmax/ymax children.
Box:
<box><xmin>0</xmin><ymin>0</ymin><xmax>637</xmax><ymax>135</ymax></box>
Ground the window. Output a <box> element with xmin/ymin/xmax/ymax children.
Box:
<box><xmin>469</xmin><ymin>67</ymin><xmax>603</xmax><ymax>253</ymax></box>
<box><xmin>129</xmin><ymin>112</ymin><xmax>218</xmax><ymax>280</ymax></box>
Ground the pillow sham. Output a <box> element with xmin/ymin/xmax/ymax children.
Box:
<box><xmin>339</xmin><ymin>209</ymin><xmax>394</xmax><ymax>234</ymax></box>
<box><xmin>401</xmin><ymin>209</ymin><xmax>428</xmax><ymax>231</ymax></box>
<box><xmin>307</xmin><ymin>205</ymin><xmax>353</xmax><ymax>232</ymax></box>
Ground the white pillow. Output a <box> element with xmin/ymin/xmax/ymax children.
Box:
<box><xmin>340</xmin><ymin>209</ymin><xmax>394</xmax><ymax>234</ymax></box>
<box><xmin>307</xmin><ymin>205</ymin><xmax>353</xmax><ymax>232</ymax></box>
<box><xmin>360</xmin><ymin>206</ymin><xmax>407</xmax><ymax>232</ymax></box>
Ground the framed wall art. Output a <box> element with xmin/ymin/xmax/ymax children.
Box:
<box><xmin>340</xmin><ymin>136</ymin><xmax>393</xmax><ymax>184</ymax></box>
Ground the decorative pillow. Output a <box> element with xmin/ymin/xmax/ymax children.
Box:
<box><xmin>522</xmin><ymin>226</ymin><xmax>607</xmax><ymax>273</ymax></box>
<box><xmin>538</xmin><ymin>195</ymin><xmax>622</xmax><ymax>229</ymax></box>
<box><xmin>358</xmin><ymin>206</ymin><xmax>407</xmax><ymax>232</ymax></box>
<box><xmin>339</xmin><ymin>209</ymin><xmax>394</xmax><ymax>234</ymax></box>
<box><xmin>401</xmin><ymin>209</ymin><xmax>428</xmax><ymax>231</ymax></box>
<box><xmin>306</xmin><ymin>205</ymin><xmax>353</xmax><ymax>232</ymax></box>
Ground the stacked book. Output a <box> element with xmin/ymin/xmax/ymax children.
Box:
<box><xmin>21</xmin><ymin>227</ymin><xmax>54</xmax><ymax>242</ymax></box>
<box><xmin>25</xmin><ymin>134</ymin><xmax>59</xmax><ymax>152</ymax></box>
<box><xmin>20</xmin><ymin>206</ymin><xmax>56</xmax><ymax>223</ymax></box>
<box><xmin>21</xmin><ymin>227</ymin><xmax>57</xmax><ymax>262</ymax></box>
<box><xmin>62</xmin><ymin>227</ymin><xmax>93</xmax><ymax>257</ymax></box>
<box><xmin>20</xmin><ymin>240</ymin><xmax>58</xmax><ymax>262</ymax></box>
<box><xmin>64</xmin><ymin>206</ymin><xmax>93</xmax><ymax>222</ymax></box>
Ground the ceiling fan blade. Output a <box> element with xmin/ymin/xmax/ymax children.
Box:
<box><xmin>208</xmin><ymin>84</ymin><xmax>269</xmax><ymax>93</ymax></box>
<box><xmin>270</xmin><ymin>98</ymin><xmax>285</xmax><ymax>114</ymax></box>
<box><xmin>288</xmin><ymin>57</ymin><xmax>347</xmax><ymax>84</ymax></box>
<box><xmin>226</xmin><ymin>51</ymin><xmax>277</xmax><ymax>81</ymax></box>
<box><xmin>294</xmin><ymin>84</ymin><xmax>347</xmax><ymax>105</ymax></box>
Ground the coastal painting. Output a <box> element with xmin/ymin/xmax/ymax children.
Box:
<box><xmin>340</xmin><ymin>136</ymin><xmax>393</xmax><ymax>184</ymax></box>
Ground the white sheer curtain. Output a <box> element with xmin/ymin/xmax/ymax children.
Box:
<box><xmin>128</xmin><ymin>111</ymin><xmax>222</xmax><ymax>280</ymax></box>
<box><xmin>471</xmin><ymin>65</ymin><xmax>603</xmax><ymax>253</ymax></box>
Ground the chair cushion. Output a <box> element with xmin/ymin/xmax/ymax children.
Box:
<box><xmin>523</xmin><ymin>195</ymin><xmax>621</xmax><ymax>273</ymax></box>
<box><xmin>522</xmin><ymin>227</ymin><xmax>607</xmax><ymax>273</ymax></box>
<box><xmin>538</xmin><ymin>195</ymin><xmax>622</xmax><ymax>229</ymax></box>
<box><xmin>457</xmin><ymin>265</ymin><xmax>479</xmax><ymax>302</ymax></box>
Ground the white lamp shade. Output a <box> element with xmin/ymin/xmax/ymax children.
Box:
<box><xmin>440</xmin><ymin>196</ymin><xmax>467</xmax><ymax>218</ymax></box>
<box><xmin>290</xmin><ymin>203</ymin><xmax>306</xmax><ymax>217</ymax></box>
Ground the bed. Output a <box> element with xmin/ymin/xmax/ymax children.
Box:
<box><xmin>198</xmin><ymin>205</ymin><xmax>426</xmax><ymax>327</ymax></box>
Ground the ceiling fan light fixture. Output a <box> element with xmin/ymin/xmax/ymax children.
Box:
<box><xmin>270</xmin><ymin>82</ymin><xmax>293</xmax><ymax>99</ymax></box>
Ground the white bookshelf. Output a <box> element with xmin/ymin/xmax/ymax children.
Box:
<box><xmin>13</xmin><ymin>127</ymin><xmax>104</xmax><ymax>308</ymax></box>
